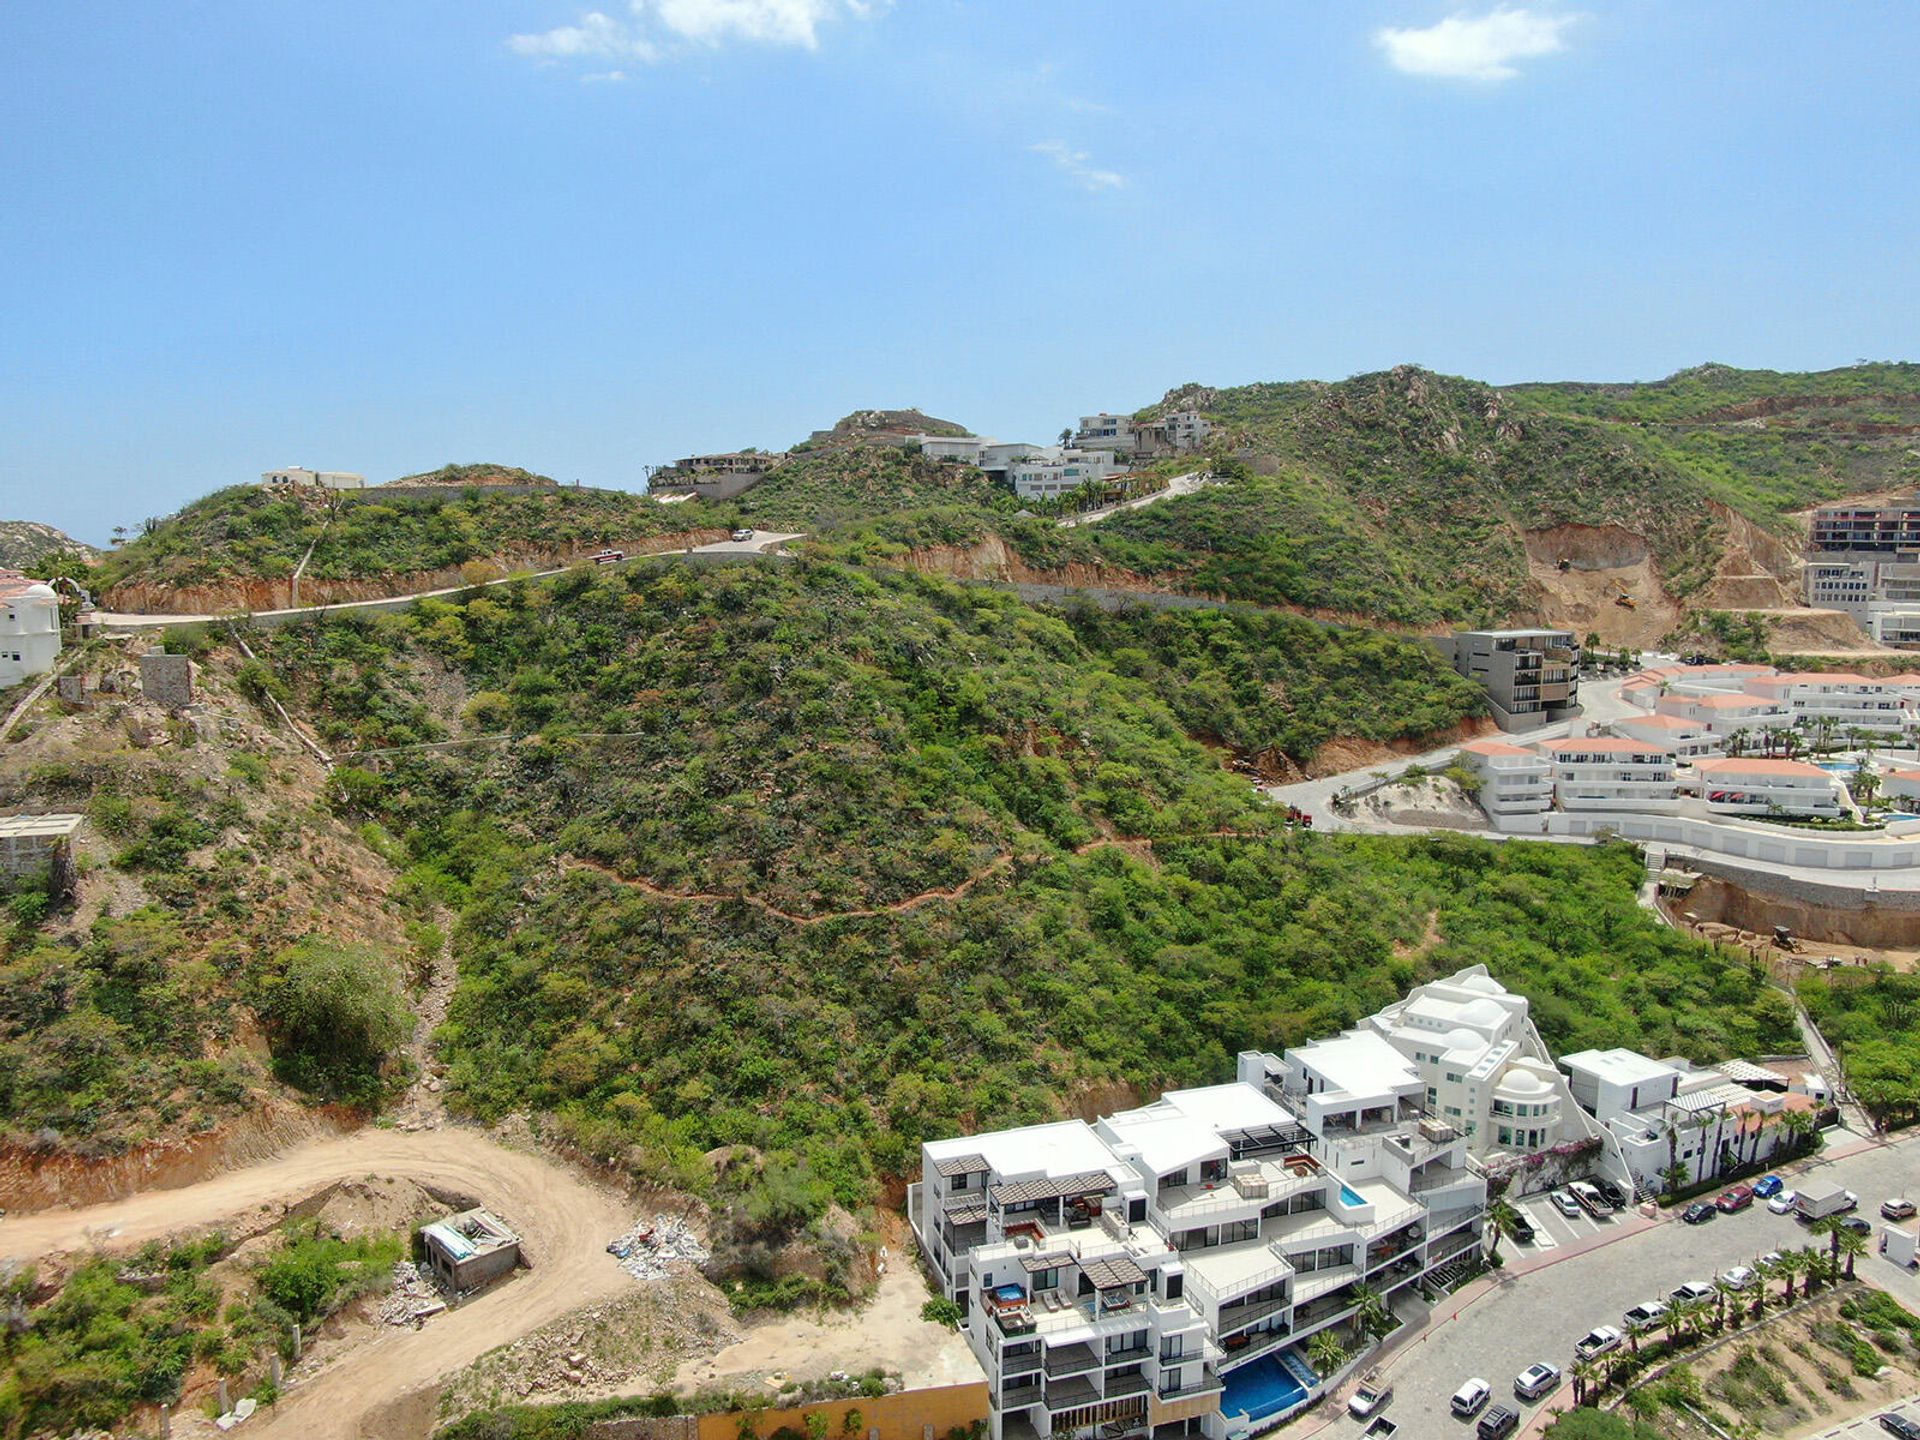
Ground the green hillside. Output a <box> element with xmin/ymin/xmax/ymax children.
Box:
<box><xmin>733</xmin><ymin>446</ymin><xmax>1015</xmax><ymax>530</ymax></box>
<box><xmin>255</xmin><ymin>561</ymin><xmax>1793</xmax><ymax>1245</ymax></box>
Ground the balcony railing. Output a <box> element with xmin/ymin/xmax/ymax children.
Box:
<box><xmin>1044</xmin><ymin>1343</ymin><xmax>1100</xmax><ymax>1378</ymax></box>
<box><xmin>1216</xmin><ymin>1326</ymin><xmax>1293</xmax><ymax>1371</ymax></box>
<box><xmin>1105</xmin><ymin>1373</ymin><xmax>1152</xmax><ymax>1400</ymax></box>
<box><xmin>1158</xmin><ymin>1367</ymin><xmax>1225</xmax><ymax>1402</ymax></box>
<box><xmin>1217</xmin><ymin>1291</ymin><xmax>1290</xmax><ymax>1334</ymax></box>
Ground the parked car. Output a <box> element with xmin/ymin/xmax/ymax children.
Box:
<box><xmin>1754</xmin><ymin>1174</ymin><xmax>1785</xmax><ymax>1199</ymax></box>
<box><xmin>1478</xmin><ymin>1405</ymin><xmax>1520</xmax><ymax>1440</ymax></box>
<box><xmin>1719</xmin><ymin>1266</ymin><xmax>1756</xmax><ymax>1291</ymax></box>
<box><xmin>1768</xmin><ymin>1189</ymin><xmax>1799</xmax><ymax>1214</ymax></box>
<box><xmin>1348</xmin><ymin>1383</ymin><xmax>1391</xmax><ymax>1419</ymax></box>
<box><xmin>1843</xmin><ymin>1216</ymin><xmax>1874</xmax><ymax>1236</ymax></box>
<box><xmin>1515</xmin><ymin>1363</ymin><xmax>1561</xmax><ymax>1401</ymax></box>
<box><xmin>1682</xmin><ymin>1202</ymin><xmax>1717</xmax><ymax>1225</ymax></box>
<box><xmin>1594</xmin><ymin>1178</ymin><xmax>1628</xmax><ymax>1209</ymax></box>
<box><xmin>1716</xmin><ymin>1185</ymin><xmax>1755</xmax><ymax>1213</ymax></box>
<box><xmin>1509</xmin><ymin>1212</ymin><xmax>1536</xmax><ymax>1244</ymax></box>
<box><xmin>1882</xmin><ymin>1198</ymin><xmax>1917</xmax><ymax>1221</ymax></box>
<box><xmin>1451</xmin><ymin>1379</ymin><xmax>1492</xmax><ymax>1417</ymax></box>
<box><xmin>1575</xmin><ymin>1326</ymin><xmax>1624</xmax><ymax>1360</ymax></box>
<box><xmin>1569</xmin><ymin>1181</ymin><xmax>1614</xmax><ymax>1217</ymax></box>
<box><xmin>1670</xmin><ymin>1281</ymin><xmax>1717</xmax><ymax>1304</ymax></box>
<box><xmin>1623</xmin><ymin>1300</ymin><xmax>1670</xmax><ymax>1332</ymax></box>
<box><xmin>1760</xmin><ymin>1251</ymin><xmax>1784</xmax><ymax>1268</ymax></box>
<box><xmin>1880</xmin><ymin>1414</ymin><xmax>1920</xmax><ymax>1440</ymax></box>
<box><xmin>1551</xmin><ymin>1191</ymin><xmax>1583</xmax><ymax>1218</ymax></box>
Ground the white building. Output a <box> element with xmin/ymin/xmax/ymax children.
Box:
<box><xmin>1879</xmin><ymin>766</ymin><xmax>1920</xmax><ymax>808</ymax></box>
<box><xmin>260</xmin><ymin>466</ymin><xmax>366</xmax><ymax>490</ymax></box>
<box><xmin>913</xmin><ymin>1077</ymin><xmax>1486</xmax><ymax>1440</ymax></box>
<box><xmin>916</xmin><ymin>434</ymin><xmax>990</xmax><ymax>465</ymax></box>
<box><xmin>1611</xmin><ymin>713</ymin><xmax>1720</xmax><ymax>761</ymax></box>
<box><xmin>1075</xmin><ymin>414</ymin><xmax>1136</xmax><ymax>452</ymax></box>
<box><xmin>0</xmin><ymin>571</ymin><xmax>62</xmax><ymax>689</ymax></box>
<box><xmin>1455</xmin><ymin>738</ymin><xmax>1552</xmax><ymax>821</ymax></box>
<box><xmin>1653</xmin><ymin>691</ymin><xmax>1792</xmax><ymax>737</ymax></box>
<box><xmin>1690</xmin><ymin>756</ymin><xmax>1846</xmax><ymax>817</ymax></box>
<box><xmin>1007</xmin><ymin>447</ymin><xmax>1128</xmax><ymax>501</ymax></box>
<box><xmin>1541</xmin><ymin>738</ymin><xmax>1679</xmax><ymax>811</ymax></box>
<box><xmin>1239</xmin><ymin>966</ymin><xmax>1596</xmax><ymax>1182</ymax></box>
<box><xmin>1559</xmin><ymin>1049</ymin><xmax>1820</xmax><ymax>1198</ymax></box>
<box><xmin>1743</xmin><ymin>672</ymin><xmax>1908</xmax><ymax>734</ymax></box>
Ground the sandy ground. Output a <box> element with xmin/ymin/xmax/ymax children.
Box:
<box><xmin>669</xmin><ymin>1244</ymin><xmax>982</xmax><ymax>1393</ymax></box>
<box><xmin>0</xmin><ymin>1125</ymin><xmax>635</xmax><ymax>1440</ymax></box>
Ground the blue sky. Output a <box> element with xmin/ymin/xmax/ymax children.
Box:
<box><xmin>3</xmin><ymin>2</ymin><xmax>1917</xmax><ymax>542</ymax></box>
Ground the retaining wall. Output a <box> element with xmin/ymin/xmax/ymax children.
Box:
<box><xmin>582</xmin><ymin>1385</ymin><xmax>989</xmax><ymax>1440</ymax></box>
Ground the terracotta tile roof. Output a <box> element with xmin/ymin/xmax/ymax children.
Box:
<box><xmin>1458</xmin><ymin>739</ymin><xmax>1540</xmax><ymax>758</ymax></box>
<box><xmin>1544</xmin><ymin>738</ymin><xmax>1669</xmax><ymax>755</ymax></box>
<box><xmin>1692</xmin><ymin>756</ymin><xmax>1831</xmax><ymax>777</ymax></box>
<box><xmin>1618</xmin><ymin>715</ymin><xmax>1705</xmax><ymax>731</ymax></box>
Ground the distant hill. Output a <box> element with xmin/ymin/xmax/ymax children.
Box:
<box><xmin>385</xmin><ymin>462</ymin><xmax>558</xmax><ymax>488</ymax></box>
<box><xmin>0</xmin><ymin>520</ymin><xmax>101</xmax><ymax>570</ymax></box>
<box><xmin>803</xmin><ymin>408</ymin><xmax>971</xmax><ymax>448</ymax></box>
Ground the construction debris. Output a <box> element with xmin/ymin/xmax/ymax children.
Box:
<box><xmin>378</xmin><ymin>1261</ymin><xmax>448</xmax><ymax>1326</ymax></box>
<box><xmin>606</xmin><ymin>1214</ymin><xmax>709</xmax><ymax>1280</ymax></box>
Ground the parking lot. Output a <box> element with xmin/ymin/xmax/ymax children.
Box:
<box><xmin>1309</xmin><ymin>1133</ymin><xmax>1920</xmax><ymax>1440</ymax></box>
<box><xmin>1802</xmin><ymin>1392</ymin><xmax>1920</xmax><ymax>1440</ymax></box>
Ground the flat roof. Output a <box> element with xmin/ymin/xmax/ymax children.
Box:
<box><xmin>924</xmin><ymin>1120</ymin><xmax>1123</xmax><ymax>1184</ymax></box>
<box><xmin>1101</xmin><ymin>1083</ymin><xmax>1295</xmax><ymax>1175</ymax></box>
<box><xmin>0</xmin><ymin>814</ymin><xmax>84</xmax><ymax>840</ymax></box>
<box><xmin>1287</xmin><ymin>1030</ymin><xmax>1419</xmax><ymax>1101</ymax></box>
<box><xmin>1560</xmin><ymin>1047</ymin><xmax>1682</xmax><ymax>1087</ymax></box>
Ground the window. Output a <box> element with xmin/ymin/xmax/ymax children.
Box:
<box><xmin>951</xmin><ymin>1172</ymin><xmax>971</xmax><ymax>1192</ymax></box>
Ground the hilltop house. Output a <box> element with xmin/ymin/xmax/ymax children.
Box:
<box><xmin>0</xmin><ymin>571</ymin><xmax>62</xmax><ymax>688</ymax></box>
<box><xmin>260</xmin><ymin>466</ymin><xmax>365</xmax><ymax>490</ymax></box>
<box><xmin>1005</xmin><ymin>447</ymin><xmax>1128</xmax><ymax>501</ymax></box>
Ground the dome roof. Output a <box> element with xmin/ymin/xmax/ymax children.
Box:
<box><xmin>1457</xmin><ymin>997</ymin><xmax>1507</xmax><ymax>1028</ymax></box>
<box><xmin>1441</xmin><ymin>1027</ymin><xmax>1483</xmax><ymax>1054</ymax></box>
<box><xmin>1497</xmin><ymin>1069</ymin><xmax>1551</xmax><ymax>1096</ymax></box>
<box><xmin>1456</xmin><ymin>973</ymin><xmax>1503</xmax><ymax>995</ymax></box>
<box><xmin>21</xmin><ymin>583</ymin><xmax>58</xmax><ymax>601</ymax></box>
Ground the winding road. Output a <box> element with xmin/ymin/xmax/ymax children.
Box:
<box><xmin>1</xmin><ymin>1126</ymin><xmax>635</xmax><ymax>1440</ymax></box>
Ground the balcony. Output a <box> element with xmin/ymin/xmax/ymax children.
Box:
<box><xmin>1216</xmin><ymin>1326</ymin><xmax>1293</xmax><ymax>1372</ymax></box>
<box><xmin>1043</xmin><ymin>1374</ymin><xmax>1100</xmax><ymax>1410</ymax></box>
<box><xmin>1158</xmin><ymin>1367</ymin><xmax>1225</xmax><ymax>1402</ymax></box>
<box><xmin>1105</xmin><ymin>1343</ymin><xmax>1152</xmax><ymax>1367</ymax></box>
<box><xmin>1045</xmin><ymin>1342</ymin><xmax>1100</xmax><ymax>1378</ymax></box>
<box><xmin>1003</xmin><ymin>1349</ymin><xmax>1043</xmax><ymax>1377</ymax></box>
<box><xmin>1217</xmin><ymin>1290</ymin><xmax>1290</xmax><ymax>1334</ymax></box>
<box><xmin>1106</xmin><ymin>1372</ymin><xmax>1152</xmax><ymax>1400</ymax></box>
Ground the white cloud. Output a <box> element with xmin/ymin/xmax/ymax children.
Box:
<box><xmin>1031</xmin><ymin>140</ymin><xmax>1126</xmax><ymax>193</ymax></box>
<box><xmin>1374</xmin><ymin>7</ymin><xmax>1575</xmax><ymax>82</ymax></box>
<box><xmin>509</xmin><ymin>0</ymin><xmax>883</xmax><ymax>68</ymax></box>
<box><xmin>582</xmin><ymin>69</ymin><xmax>630</xmax><ymax>83</ymax></box>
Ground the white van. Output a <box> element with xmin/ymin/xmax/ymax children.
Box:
<box><xmin>1451</xmin><ymin>1379</ymin><xmax>1492</xmax><ymax>1417</ymax></box>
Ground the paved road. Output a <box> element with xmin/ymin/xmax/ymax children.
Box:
<box><xmin>1263</xmin><ymin>672</ymin><xmax>1643</xmax><ymax>831</ymax></box>
<box><xmin>687</xmin><ymin>528</ymin><xmax>806</xmax><ymax>554</ymax></box>
<box><xmin>1312</xmin><ymin>1133</ymin><xmax>1919</xmax><ymax>1440</ymax></box>
<box><xmin>1056</xmin><ymin>470</ymin><xmax>1214</xmax><ymax>528</ymax></box>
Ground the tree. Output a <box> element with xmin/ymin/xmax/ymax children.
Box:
<box><xmin>1777</xmin><ymin>1108</ymin><xmax>1818</xmax><ymax>1157</ymax></box>
<box><xmin>1349</xmin><ymin>1283</ymin><xmax>1391</xmax><ymax>1341</ymax></box>
<box><xmin>1307</xmin><ymin>1329</ymin><xmax>1349</xmax><ymax>1377</ymax></box>
<box><xmin>253</xmin><ymin>939</ymin><xmax>410</xmax><ymax>1103</ymax></box>
<box><xmin>1834</xmin><ymin>1224</ymin><xmax>1869</xmax><ymax>1279</ymax></box>
<box><xmin>1808</xmin><ymin>1219</ymin><xmax>1844</xmax><ymax>1283</ymax></box>
<box><xmin>1570</xmin><ymin>1355</ymin><xmax>1599</xmax><ymax>1406</ymax></box>
<box><xmin>1485</xmin><ymin>1198</ymin><xmax>1520</xmax><ymax>1263</ymax></box>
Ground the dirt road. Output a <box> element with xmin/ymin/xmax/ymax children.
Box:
<box><xmin>0</xmin><ymin>1126</ymin><xmax>635</xmax><ymax>1440</ymax></box>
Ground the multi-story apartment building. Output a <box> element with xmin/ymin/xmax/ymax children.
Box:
<box><xmin>1072</xmin><ymin>412</ymin><xmax>1210</xmax><ymax>458</ymax></box>
<box><xmin>0</xmin><ymin>571</ymin><xmax>62</xmax><ymax>689</ymax></box>
<box><xmin>1074</xmin><ymin>414</ymin><xmax>1135</xmax><ymax>451</ymax></box>
<box><xmin>1540</xmin><ymin>738</ymin><xmax>1679</xmax><ymax>811</ymax></box>
<box><xmin>1439</xmin><ymin>630</ymin><xmax>1580</xmax><ymax>730</ymax></box>
<box><xmin>912</xmin><ymin>1077</ymin><xmax>1486</xmax><ymax>1440</ymax></box>
<box><xmin>1742</xmin><ymin>672</ymin><xmax>1907</xmax><ymax>733</ymax></box>
<box><xmin>1611</xmin><ymin>713</ymin><xmax>1720</xmax><ymax>760</ymax></box>
<box><xmin>1690</xmin><ymin>756</ymin><xmax>1845</xmax><ymax>816</ymax></box>
<box><xmin>260</xmin><ymin>465</ymin><xmax>365</xmax><ymax>490</ymax></box>
<box><xmin>1652</xmin><ymin>691</ymin><xmax>1791</xmax><ymax>737</ymax></box>
<box><xmin>1808</xmin><ymin>497</ymin><xmax>1920</xmax><ymax>554</ymax></box>
<box><xmin>1006</xmin><ymin>447</ymin><xmax>1128</xmax><ymax>501</ymax></box>
<box><xmin>1455</xmin><ymin>738</ymin><xmax>1552</xmax><ymax>821</ymax></box>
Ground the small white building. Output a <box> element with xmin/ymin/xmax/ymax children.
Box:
<box><xmin>1074</xmin><ymin>414</ymin><xmax>1136</xmax><ymax>451</ymax></box>
<box><xmin>1541</xmin><ymin>737</ymin><xmax>1680</xmax><ymax>811</ymax></box>
<box><xmin>1654</xmin><ymin>691</ymin><xmax>1792</xmax><ymax>736</ymax></box>
<box><xmin>1690</xmin><ymin>756</ymin><xmax>1846</xmax><ymax>817</ymax></box>
<box><xmin>915</xmin><ymin>434</ymin><xmax>990</xmax><ymax>465</ymax></box>
<box><xmin>1612</xmin><ymin>713</ymin><xmax>1721</xmax><ymax>760</ymax></box>
<box><xmin>1879</xmin><ymin>766</ymin><xmax>1920</xmax><ymax>807</ymax></box>
<box><xmin>260</xmin><ymin>466</ymin><xmax>366</xmax><ymax>490</ymax></box>
<box><xmin>1455</xmin><ymin>737</ymin><xmax>1552</xmax><ymax>821</ymax></box>
<box><xmin>0</xmin><ymin>571</ymin><xmax>62</xmax><ymax>689</ymax></box>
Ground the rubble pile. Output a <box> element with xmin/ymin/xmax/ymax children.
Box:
<box><xmin>378</xmin><ymin>1260</ymin><xmax>447</xmax><ymax>1326</ymax></box>
<box><xmin>606</xmin><ymin>1214</ymin><xmax>710</xmax><ymax>1281</ymax></box>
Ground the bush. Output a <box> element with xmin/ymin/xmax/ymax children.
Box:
<box><xmin>919</xmin><ymin>1297</ymin><xmax>963</xmax><ymax>1328</ymax></box>
<box><xmin>252</xmin><ymin>939</ymin><xmax>410</xmax><ymax>1103</ymax></box>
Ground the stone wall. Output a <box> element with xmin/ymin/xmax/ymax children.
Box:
<box><xmin>138</xmin><ymin>651</ymin><xmax>193</xmax><ymax>709</ymax></box>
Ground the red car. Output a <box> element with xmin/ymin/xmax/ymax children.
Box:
<box><xmin>1716</xmin><ymin>1185</ymin><xmax>1755</xmax><ymax>1213</ymax></box>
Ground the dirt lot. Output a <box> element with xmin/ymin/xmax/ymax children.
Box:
<box><xmin>1642</xmin><ymin>1289</ymin><xmax>1920</xmax><ymax>1440</ymax></box>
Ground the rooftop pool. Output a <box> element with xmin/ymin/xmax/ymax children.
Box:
<box><xmin>1339</xmin><ymin>1183</ymin><xmax>1366</xmax><ymax>1206</ymax></box>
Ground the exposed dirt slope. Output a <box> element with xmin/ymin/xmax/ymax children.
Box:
<box><xmin>1518</xmin><ymin>523</ymin><xmax>1682</xmax><ymax>645</ymax></box>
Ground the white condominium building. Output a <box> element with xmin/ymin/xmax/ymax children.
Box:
<box><xmin>1611</xmin><ymin>713</ymin><xmax>1720</xmax><ymax>761</ymax></box>
<box><xmin>0</xmin><ymin>571</ymin><xmax>62</xmax><ymax>689</ymax></box>
<box><xmin>913</xmin><ymin>1077</ymin><xmax>1487</xmax><ymax>1440</ymax></box>
<box><xmin>1454</xmin><ymin>738</ymin><xmax>1552</xmax><ymax>819</ymax></box>
<box><xmin>1653</xmin><ymin>691</ymin><xmax>1791</xmax><ymax>736</ymax></box>
<box><xmin>1743</xmin><ymin>672</ymin><xmax>1907</xmax><ymax>733</ymax></box>
<box><xmin>916</xmin><ymin>434</ymin><xmax>991</xmax><ymax>464</ymax></box>
<box><xmin>1540</xmin><ymin>738</ymin><xmax>1679</xmax><ymax>811</ymax></box>
<box><xmin>1007</xmin><ymin>447</ymin><xmax>1128</xmax><ymax>500</ymax></box>
<box><xmin>1690</xmin><ymin>756</ymin><xmax>1845</xmax><ymax>817</ymax></box>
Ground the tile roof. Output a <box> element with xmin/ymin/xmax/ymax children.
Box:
<box><xmin>989</xmin><ymin>1170</ymin><xmax>1117</xmax><ymax>1207</ymax></box>
<box><xmin>1543</xmin><ymin>738</ymin><xmax>1669</xmax><ymax>755</ymax></box>
<box><xmin>934</xmin><ymin>1153</ymin><xmax>991</xmax><ymax>1178</ymax></box>
<box><xmin>1692</xmin><ymin>756</ymin><xmax>1830</xmax><ymax>777</ymax></box>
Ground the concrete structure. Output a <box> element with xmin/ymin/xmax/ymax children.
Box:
<box><xmin>1652</xmin><ymin>690</ymin><xmax>1791</xmax><ymax>737</ymax></box>
<box><xmin>0</xmin><ymin>814</ymin><xmax>82</xmax><ymax>886</ymax></box>
<box><xmin>139</xmin><ymin>651</ymin><xmax>193</xmax><ymax>710</ymax></box>
<box><xmin>1074</xmin><ymin>411</ymin><xmax>1211</xmax><ymax>459</ymax></box>
<box><xmin>261</xmin><ymin>466</ymin><xmax>365</xmax><ymax>490</ymax></box>
<box><xmin>1690</xmin><ymin>756</ymin><xmax>1846</xmax><ymax>817</ymax></box>
<box><xmin>911</xmin><ymin>1071</ymin><xmax>1486</xmax><ymax>1439</ymax></box>
<box><xmin>1438</xmin><ymin>630</ymin><xmax>1580</xmax><ymax>731</ymax></box>
<box><xmin>1743</xmin><ymin>672</ymin><xmax>1907</xmax><ymax>734</ymax></box>
<box><xmin>1540</xmin><ymin>737</ymin><xmax>1679</xmax><ymax>811</ymax></box>
<box><xmin>1006</xmin><ymin>447</ymin><xmax>1128</xmax><ymax>501</ymax></box>
<box><xmin>916</xmin><ymin>434</ymin><xmax>990</xmax><ymax>464</ymax></box>
<box><xmin>1611</xmin><ymin>713</ymin><xmax>1721</xmax><ymax>761</ymax></box>
<box><xmin>1809</xmin><ymin>496</ymin><xmax>1920</xmax><ymax>554</ymax></box>
<box><xmin>1802</xmin><ymin>499</ymin><xmax>1920</xmax><ymax>643</ymax></box>
<box><xmin>1455</xmin><ymin>738</ymin><xmax>1552</xmax><ymax>820</ymax></box>
<box><xmin>1074</xmin><ymin>414</ymin><xmax>1136</xmax><ymax>452</ymax></box>
<box><xmin>1881</xmin><ymin>766</ymin><xmax>1920</xmax><ymax>807</ymax></box>
<box><xmin>421</xmin><ymin>1208</ymin><xmax>520</xmax><ymax>1292</ymax></box>
<box><xmin>0</xmin><ymin>571</ymin><xmax>62</xmax><ymax>688</ymax></box>
<box><xmin>1559</xmin><ymin>1048</ymin><xmax>1818</xmax><ymax>1199</ymax></box>
<box><xmin>1238</xmin><ymin>966</ymin><xmax>1593</xmax><ymax>1181</ymax></box>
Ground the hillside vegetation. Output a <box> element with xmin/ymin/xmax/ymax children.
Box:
<box><xmin>733</xmin><ymin>447</ymin><xmax>1015</xmax><ymax>531</ymax></box>
<box><xmin>0</xmin><ymin>520</ymin><xmax>100</xmax><ymax>571</ymax></box>
<box><xmin>251</xmin><ymin>562</ymin><xmax>1795</xmax><ymax>1245</ymax></box>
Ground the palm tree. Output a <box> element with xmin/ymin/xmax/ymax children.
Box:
<box><xmin>1485</xmin><ymin>1199</ymin><xmax>1520</xmax><ymax>1263</ymax></box>
<box><xmin>1836</xmin><ymin>1225</ymin><xmax>1869</xmax><ymax>1279</ymax></box>
<box><xmin>1349</xmin><ymin>1283</ymin><xmax>1390</xmax><ymax>1341</ymax></box>
<box><xmin>1750</xmin><ymin>1266</ymin><xmax>1774</xmax><ymax>1324</ymax></box>
<box><xmin>1661</xmin><ymin>1305</ymin><xmax>1688</xmax><ymax>1353</ymax></box>
<box><xmin>1713</xmin><ymin>1278</ymin><xmax>1737</xmax><ymax>1332</ymax></box>
<box><xmin>1677</xmin><ymin>1295</ymin><xmax>1714</xmax><ymax>1344</ymax></box>
<box><xmin>1799</xmin><ymin>1244</ymin><xmax>1830</xmax><ymax>1296</ymax></box>
<box><xmin>1778</xmin><ymin>1108</ymin><xmax>1817</xmax><ymax>1158</ymax></box>
<box><xmin>1307</xmin><ymin>1329</ymin><xmax>1348</xmax><ymax>1378</ymax></box>
<box><xmin>1571</xmin><ymin>1356</ymin><xmax>1599</xmax><ymax>1407</ymax></box>
<box><xmin>1808</xmin><ymin>1218</ymin><xmax>1844</xmax><ymax>1282</ymax></box>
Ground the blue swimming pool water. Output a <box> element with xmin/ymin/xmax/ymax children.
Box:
<box><xmin>1222</xmin><ymin>1352</ymin><xmax>1319</xmax><ymax>1423</ymax></box>
<box><xmin>992</xmin><ymin>1284</ymin><xmax>1025</xmax><ymax>1304</ymax></box>
<box><xmin>1818</xmin><ymin>762</ymin><xmax>1858</xmax><ymax>775</ymax></box>
<box><xmin>1339</xmin><ymin>1183</ymin><xmax>1366</xmax><ymax>1206</ymax></box>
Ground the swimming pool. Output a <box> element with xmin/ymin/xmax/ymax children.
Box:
<box><xmin>1222</xmin><ymin>1351</ymin><xmax>1319</xmax><ymax>1425</ymax></box>
<box><xmin>1817</xmin><ymin>761</ymin><xmax>1858</xmax><ymax>775</ymax></box>
<box><xmin>1339</xmin><ymin>1183</ymin><xmax>1366</xmax><ymax>1206</ymax></box>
